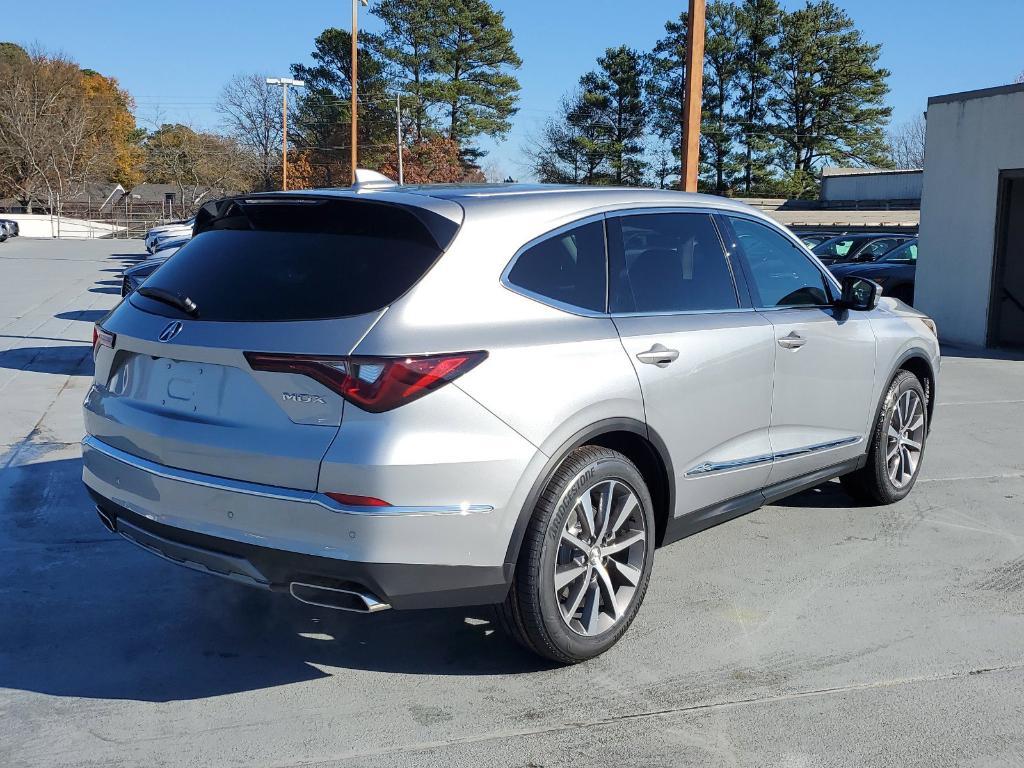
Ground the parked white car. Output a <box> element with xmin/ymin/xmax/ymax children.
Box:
<box><xmin>144</xmin><ymin>218</ymin><xmax>194</xmax><ymax>253</ymax></box>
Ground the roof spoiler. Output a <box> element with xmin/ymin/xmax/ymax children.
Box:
<box><xmin>192</xmin><ymin>191</ymin><xmax>461</xmax><ymax>251</ymax></box>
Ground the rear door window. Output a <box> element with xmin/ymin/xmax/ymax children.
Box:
<box><xmin>609</xmin><ymin>212</ymin><xmax>738</xmax><ymax>313</ymax></box>
<box><xmin>882</xmin><ymin>242</ymin><xmax>918</xmax><ymax>263</ymax></box>
<box><xmin>506</xmin><ymin>220</ymin><xmax>607</xmax><ymax>312</ymax></box>
<box><xmin>130</xmin><ymin>198</ymin><xmax>454</xmax><ymax>321</ymax></box>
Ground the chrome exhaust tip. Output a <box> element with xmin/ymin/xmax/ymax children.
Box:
<box><xmin>289</xmin><ymin>582</ymin><xmax>391</xmax><ymax>613</ymax></box>
<box><xmin>95</xmin><ymin>506</ymin><xmax>117</xmax><ymax>533</ymax></box>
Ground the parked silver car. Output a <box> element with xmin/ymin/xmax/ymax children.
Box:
<box><xmin>83</xmin><ymin>185</ymin><xmax>939</xmax><ymax>662</ymax></box>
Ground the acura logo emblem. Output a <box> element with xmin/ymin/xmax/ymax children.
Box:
<box><xmin>158</xmin><ymin>321</ymin><xmax>183</xmax><ymax>342</ymax></box>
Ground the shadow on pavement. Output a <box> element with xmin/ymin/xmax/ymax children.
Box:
<box><xmin>0</xmin><ymin>456</ymin><xmax>552</xmax><ymax>704</ymax></box>
<box><xmin>0</xmin><ymin>345</ymin><xmax>93</xmax><ymax>376</ymax></box>
<box><xmin>766</xmin><ymin>478</ymin><xmax>859</xmax><ymax>509</ymax></box>
<box><xmin>54</xmin><ymin>309</ymin><xmax>109</xmax><ymax>323</ymax></box>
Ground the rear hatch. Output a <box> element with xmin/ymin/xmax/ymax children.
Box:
<box><xmin>87</xmin><ymin>193</ymin><xmax>462</xmax><ymax>490</ymax></box>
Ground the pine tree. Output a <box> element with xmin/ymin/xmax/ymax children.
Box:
<box><xmin>290</xmin><ymin>29</ymin><xmax>396</xmax><ymax>183</ymax></box>
<box><xmin>581</xmin><ymin>46</ymin><xmax>648</xmax><ymax>185</ymax></box>
<box><xmin>646</xmin><ymin>13</ymin><xmax>688</xmax><ymax>185</ymax></box>
<box><xmin>770</xmin><ymin>0</ymin><xmax>891</xmax><ymax>174</ymax></box>
<box><xmin>701</xmin><ymin>1</ymin><xmax>741</xmax><ymax>193</ymax></box>
<box><xmin>372</xmin><ymin>0</ymin><xmax>438</xmax><ymax>142</ymax></box>
<box><xmin>734</xmin><ymin>0</ymin><xmax>781</xmax><ymax>194</ymax></box>
<box><xmin>427</xmin><ymin>0</ymin><xmax>521</xmax><ymax>164</ymax></box>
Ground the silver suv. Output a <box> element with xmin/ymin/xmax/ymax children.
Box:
<box><xmin>83</xmin><ymin>185</ymin><xmax>939</xmax><ymax>663</ymax></box>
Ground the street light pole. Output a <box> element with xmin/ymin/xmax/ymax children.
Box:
<box><xmin>266</xmin><ymin>77</ymin><xmax>305</xmax><ymax>191</ymax></box>
<box><xmin>351</xmin><ymin>0</ymin><xmax>368</xmax><ymax>185</ymax></box>
<box><xmin>396</xmin><ymin>93</ymin><xmax>404</xmax><ymax>185</ymax></box>
<box><xmin>681</xmin><ymin>0</ymin><xmax>706</xmax><ymax>192</ymax></box>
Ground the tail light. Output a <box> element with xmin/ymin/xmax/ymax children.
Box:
<box><xmin>244</xmin><ymin>351</ymin><xmax>487</xmax><ymax>413</ymax></box>
<box><xmin>92</xmin><ymin>325</ymin><xmax>115</xmax><ymax>358</ymax></box>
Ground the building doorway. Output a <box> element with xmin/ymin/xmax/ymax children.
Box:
<box><xmin>989</xmin><ymin>170</ymin><xmax>1024</xmax><ymax>348</ymax></box>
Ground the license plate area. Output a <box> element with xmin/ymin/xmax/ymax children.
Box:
<box><xmin>140</xmin><ymin>357</ymin><xmax>225</xmax><ymax>417</ymax></box>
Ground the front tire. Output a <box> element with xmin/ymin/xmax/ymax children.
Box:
<box><xmin>841</xmin><ymin>370</ymin><xmax>928</xmax><ymax>505</ymax></box>
<box><xmin>498</xmin><ymin>446</ymin><xmax>656</xmax><ymax>664</ymax></box>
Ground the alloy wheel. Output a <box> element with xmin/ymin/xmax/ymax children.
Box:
<box><xmin>555</xmin><ymin>479</ymin><xmax>647</xmax><ymax>636</ymax></box>
<box><xmin>886</xmin><ymin>389</ymin><xmax>925</xmax><ymax>488</ymax></box>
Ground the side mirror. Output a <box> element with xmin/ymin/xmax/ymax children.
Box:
<box><xmin>838</xmin><ymin>276</ymin><xmax>881</xmax><ymax>311</ymax></box>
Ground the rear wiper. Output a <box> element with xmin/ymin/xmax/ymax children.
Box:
<box><xmin>137</xmin><ymin>286</ymin><xmax>200</xmax><ymax>317</ymax></box>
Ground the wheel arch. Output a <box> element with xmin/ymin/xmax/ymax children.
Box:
<box><xmin>893</xmin><ymin>349</ymin><xmax>936</xmax><ymax>429</ymax></box>
<box><xmin>503</xmin><ymin>418</ymin><xmax>675</xmax><ymax>568</ymax></box>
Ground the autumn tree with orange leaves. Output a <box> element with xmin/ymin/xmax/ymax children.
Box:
<box><xmin>0</xmin><ymin>44</ymin><xmax>145</xmax><ymax>210</ymax></box>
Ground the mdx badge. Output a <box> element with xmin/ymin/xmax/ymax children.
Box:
<box><xmin>158</xmin><ymin>321</ymin><xmax>183</xmax><ymax>342</ymax></box>
<box><xmin>282</xmin><ymin>392</ymin><xmax>327</xmax><ymax>404</ymax></box>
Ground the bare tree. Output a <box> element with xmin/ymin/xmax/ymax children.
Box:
<box><xmin>888</xmin><ymin>115</ymin><xmax>927</xmax><ymax>169</ymax></box>
<box><xmin>0</xmin><ymin>47</ymin><xmax>111</xmax><ymax>215</ymax></box>
<box><xmin>216</xmin><ymin>73</ymin><xmax>283</xmax><ymax>192</ymax></box>
<box><xmin>143</xmin><ymin>124</ymin><xmax>250</xmax><ymax>216</ymax></box>
<box><xmin>1016</xmin><ymin>70</ymin><xmax>1024</xmax><ymax>84</ymax></box>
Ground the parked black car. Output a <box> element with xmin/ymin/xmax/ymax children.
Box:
<box><xmin>798</xmin><ymin>231</ymin><xmax>841</xmax><ymax>248</ymax></box>
<box><xmin>812</xmin><ymin>232</ymin><xmax>914</xmax><ymax>265</ymax></box>
<box><xmin>0</xmin><ymin>219</ymin><xmax>18</xmax><ymax>241</ymax></box>
<box><xmin>121</xmin><ymin>254</ymin><xmax>174</xmax><ymax>297</ymax></box>
<box><xmin>830</xmin><ymin>238</ymin><xmax>918</xmax><ymax>305</ymax></box>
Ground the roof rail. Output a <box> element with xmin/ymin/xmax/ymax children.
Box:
<box><xmin>352</xmin><ymin>169</ymin><xmax>398</xmax><ymax>190</ymax></box>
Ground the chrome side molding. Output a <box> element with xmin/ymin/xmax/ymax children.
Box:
<box><xmin>686</xmin><ymin>436</ymin><xmax>862</xmax><ymax>477</ymax></box>
<box><xmin>773</xmin><ymin>435</ymin><xmax>861</xmax><ymax>461</ymax></box>
<box><xmin>686</xmin><ymin>453</ymin><xmax>774</xmax><ymax>476</ymax></box>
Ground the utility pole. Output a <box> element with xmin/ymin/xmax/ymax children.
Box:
<box><xmin>266</xmin><ymin>77</ymin><xmax>305</xmax><ymax>191</ymax></box>
<box><xmin>351</xmin><ymin>0</ymin><xmax>369</xmax><ymax>184</ymax></box>
<box><xmin>681</xmin><ymin>0</ymin><xmax>706</xmax><ymax>192</ymax></box>
<box><xmin>396</xmin><ymin>93</ymin><xmax>404</xmax><ymax>185</ymax></box>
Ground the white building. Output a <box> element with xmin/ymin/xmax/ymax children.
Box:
<box><xmin>916</xmin><ymin>83</ymin><xmax>1024</xmax><ymax>348</ymax></box>
<box><xmin>821</xmin><ymin>167</ymin><xmax>922</xmax><ymax>204</ymax></box>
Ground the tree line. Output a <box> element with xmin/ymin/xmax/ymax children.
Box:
<box><xmin>0</xmin><ymin>0</ymin><xmax>953</xmax><ymax>215</ymax></box>
<box><xmin>280</xmin><ymin>0</ymin><xmax>520</xmax><ymax>187</ymax></box>
<box><xmin>528</xmin><ymin>0</ymin><xmax>895</xmax><ymax>197</ymax></box>
<box><xmin>0</xmin><ymin>0</ymin><xmax>522</xmax><ymax>213</ymax></box>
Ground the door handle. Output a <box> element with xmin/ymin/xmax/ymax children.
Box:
<box><xmin>778</xmin><ymin>331</ymin><xmax>807</xmax><ymax>349</ymax></box>
<box><xmin>636</xmin><ymin>344</ymin><xmax>679</xmax><ymax>367</ymax></box>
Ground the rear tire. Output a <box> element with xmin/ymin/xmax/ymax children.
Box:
<box><xmin>497</xmin><ymin>446</ymin><xmax>655</xmax><ymax>664</ymax></box>
<box><xmin>841</xmin><ymin>370</ymin><xmax>928</xmax><ymax>505</ymax></box>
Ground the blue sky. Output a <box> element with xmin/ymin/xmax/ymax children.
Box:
<box><xmin>8</xmin><ymin>0</ymin><xmax>1023</xmax><ymax>180</ymax></box>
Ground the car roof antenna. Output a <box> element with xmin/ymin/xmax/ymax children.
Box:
<box><xmin>352</xmin><ymin>169</ymin><xmax>398</xmax><ymax>191</ymax></box>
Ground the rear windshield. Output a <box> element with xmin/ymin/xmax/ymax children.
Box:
<box><xmin>129</xmin><ymin>198</ymin><xmax>452</xmax><ymax>322</ymax></box>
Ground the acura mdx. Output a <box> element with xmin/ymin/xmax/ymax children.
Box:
<box><xmin>83</xmin><ymin>183</ymin><xmax>939</xmax><ymax>663</ymax></box>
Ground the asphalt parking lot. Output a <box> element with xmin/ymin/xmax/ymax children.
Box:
<box><xmin>1</xmin><ymin>238</ymin><xmax>1022</xmax><ymax>768</ymax></box>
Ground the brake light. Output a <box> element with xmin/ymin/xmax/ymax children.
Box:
<box><xmin>92</xmin><ymin>325</ymin><xmax>115</xmax><ymax>358</ymax></box>
<box><xmin>244</xmin><ymin>351</ymin><xmax>487</xmax><ymax>413</ymax></box>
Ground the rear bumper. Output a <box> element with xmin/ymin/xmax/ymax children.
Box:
<box><xmin>89</xmin><ymin>491</ymin><xmax>510</xmax><ymax>608</ymax></box>
<box><xmin>81</xmin><ymin>435</ymin><xmax>516</xmax><ymax>609</ymax></box>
